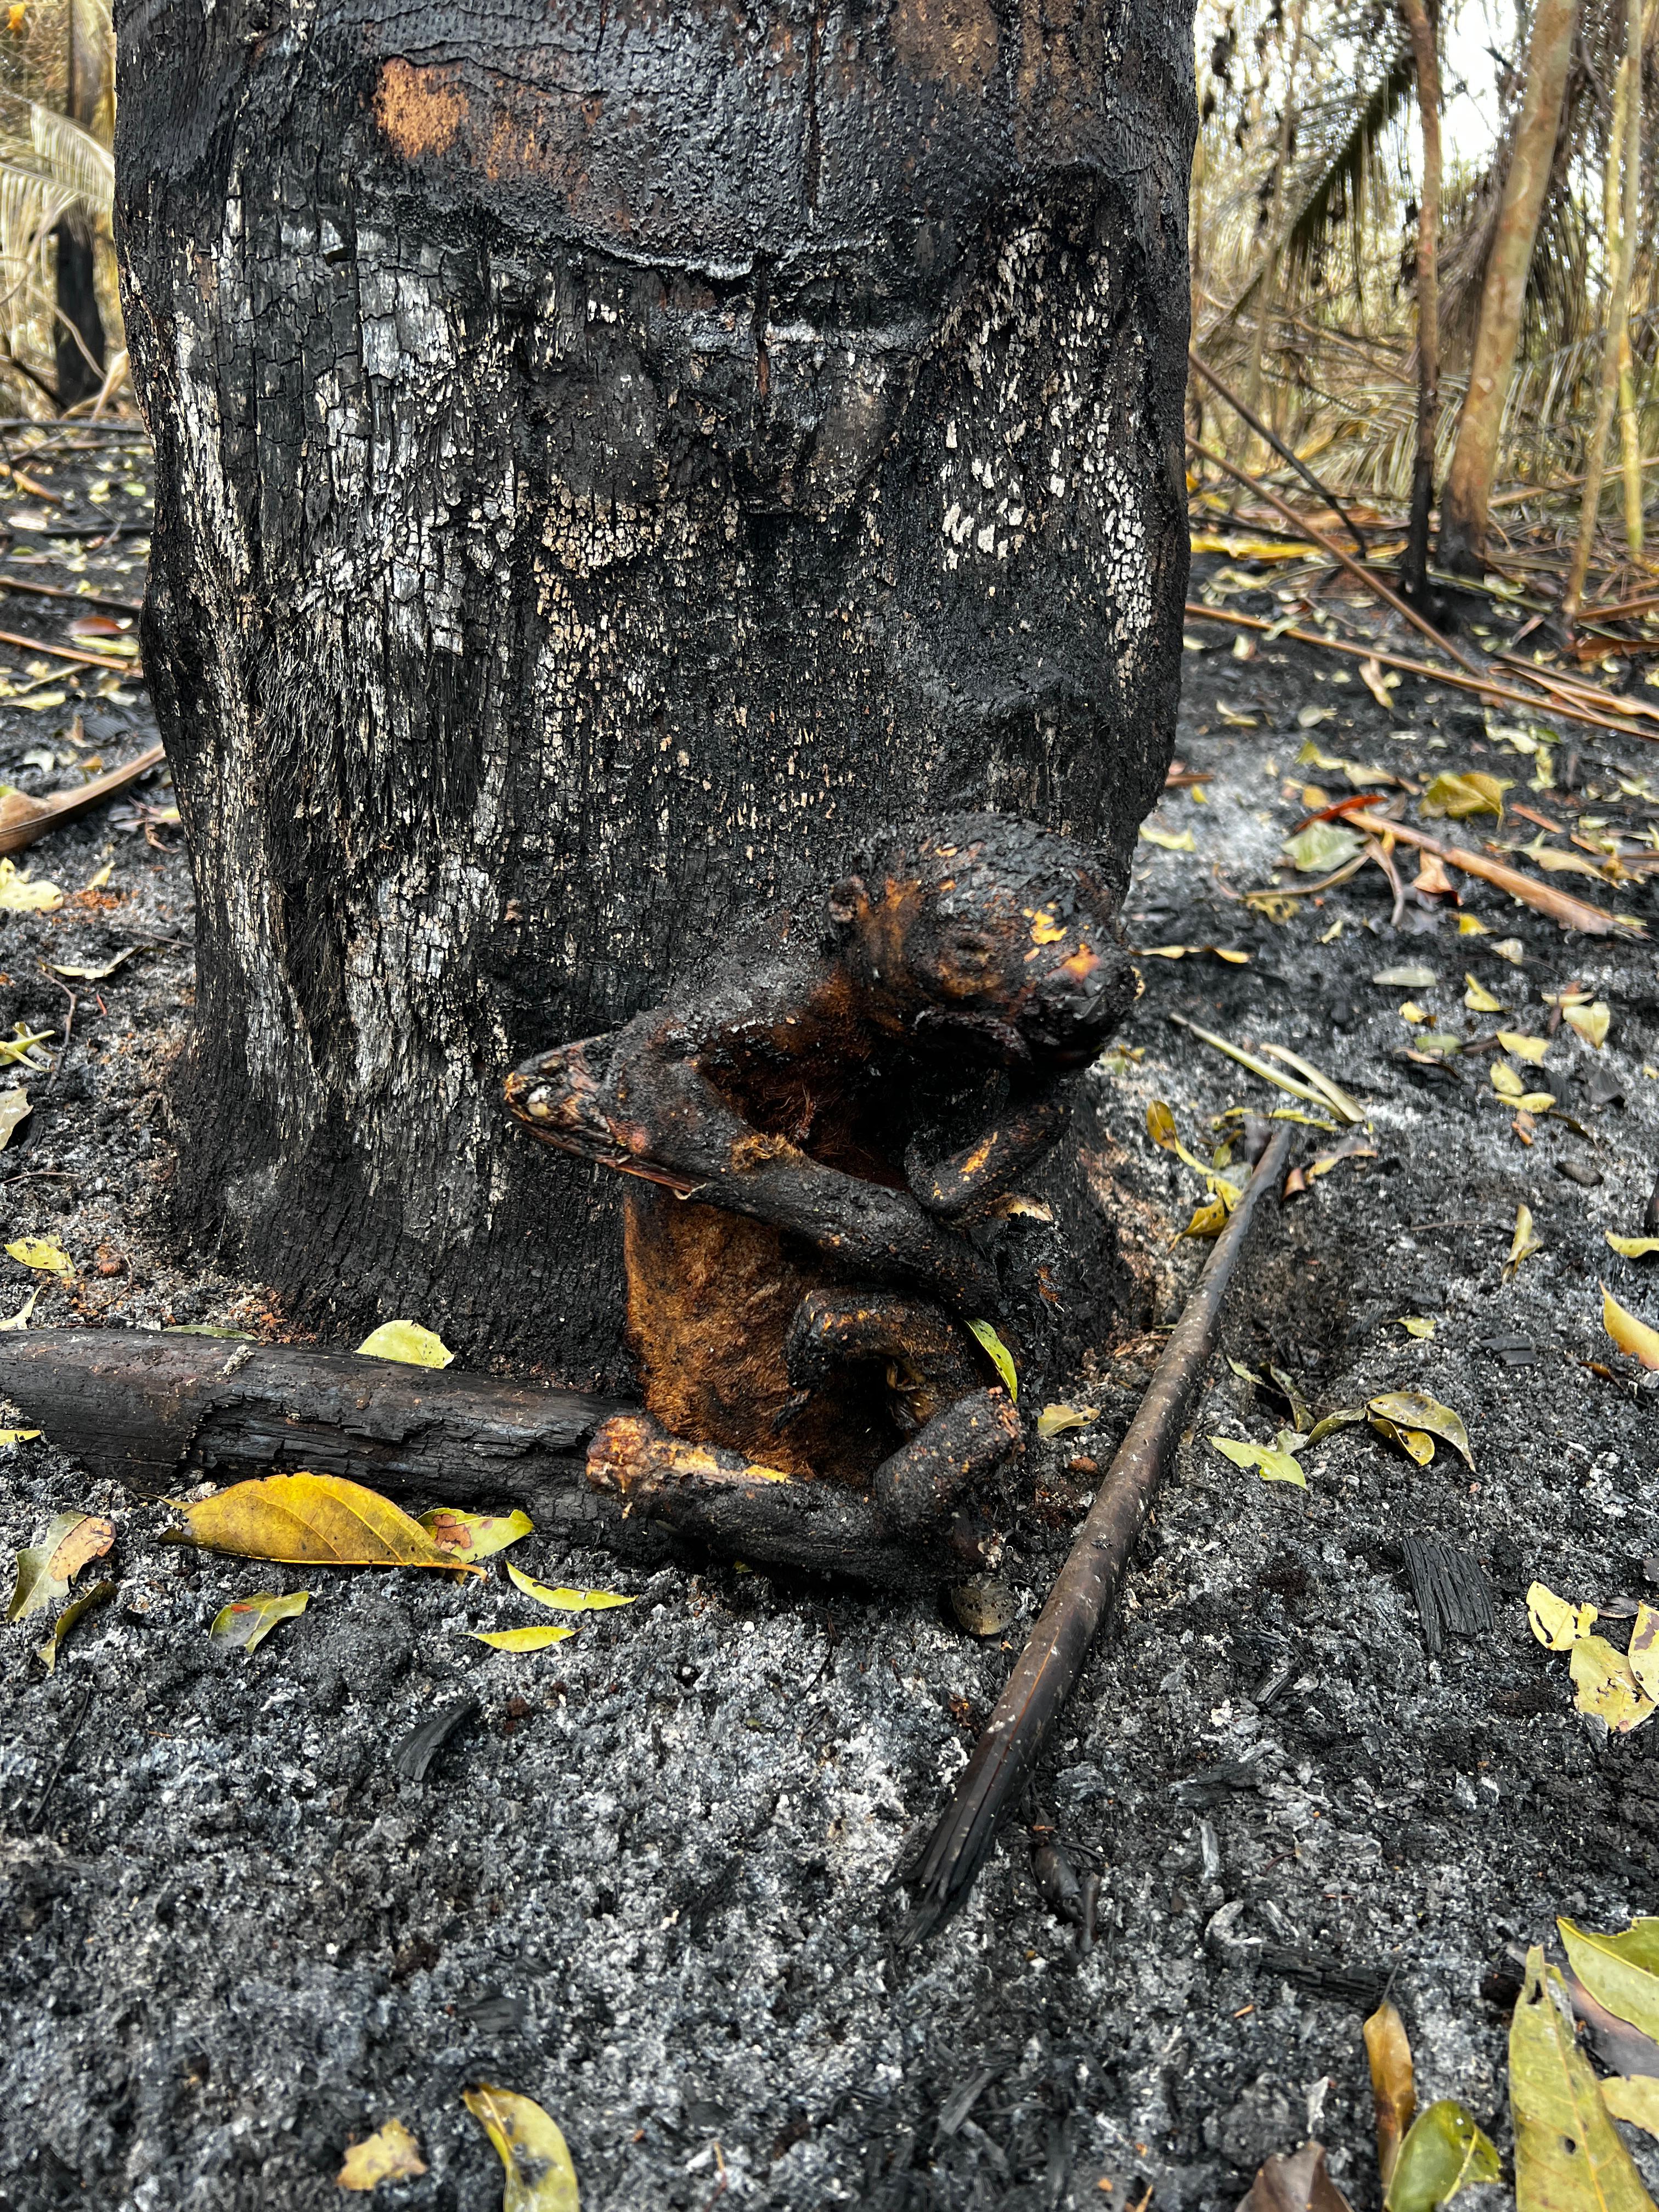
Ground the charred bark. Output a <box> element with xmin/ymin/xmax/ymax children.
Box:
<box><xmin>0</xmin><ymin>1331</ymin><xmax>999</xmax><ymax>1589</ymax></box>
<box><xmin>115</xmin><ymin>1</ymin><xmax>1195</xmax><ymax>1384</ymax></box>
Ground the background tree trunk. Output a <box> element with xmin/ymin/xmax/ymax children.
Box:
<box><xmin>53</xmin><ymin>0</ymin><xmax>106</xmax><ymax>408</ymax></box>
<box><xmin>1436</xmin><ymin>0</ymin><xmax>1577</xmax><ymax>573</ymax></box>
<box><xmin>115</xmin><ymin>1</ymin><xmax>1195</xmax><ymax>1385</ymax></box>
<box><xmin>1399</xmin><ymin>0</ymin><xmax>1441</xmax><ymax>606</ymax></box>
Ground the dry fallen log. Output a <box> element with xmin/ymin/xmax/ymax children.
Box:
<box><xmin>0</xmin><ymin>1331</ymin><xmax>991</xmax><ymax>1590</ymax></box>
<box><xmin>0</xmin><ymin>741</ymin><xmax>165</xmax><ymax>858</ymax></box>
<box><xmin>904</xmin><ymin>1123</ymin><xmax>1293</xmax><ymax>1942</ymax></box>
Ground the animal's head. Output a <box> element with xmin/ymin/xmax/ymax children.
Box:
<box><xmin>826</xmin><ymin>814</ymin><xmax>1136</xmax><ymax>1071</ymax></box>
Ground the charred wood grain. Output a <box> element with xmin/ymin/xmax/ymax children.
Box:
<box><xmin>0</xmin><ymin>1331</ymin><xmax>981</xmax><ymax>1589</ymax></box>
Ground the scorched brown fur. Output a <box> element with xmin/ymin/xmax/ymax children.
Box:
<box><xmin>505</xmin><ymin>814</ymin><xmax>1135</xmax><ymax>1543</ymax></box>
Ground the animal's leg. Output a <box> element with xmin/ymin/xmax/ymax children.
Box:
<box><xmin>784</xmin><ymin>1288</ymin><xmax>979</xmax><ymax>1434</ymax></box>
<box><xmin>905</xmin><ymin>1077</ymin><xmax>1073</xmax><ymax>1223</ymax></box>
<box><xmin>585</xmin><ymin>1412</ymin><xmax>995</xmax><ymax>1580</ymax></box>
<box><xmin>872</xmin><ymin>1389</ymin><xmax>1023</xmax><ymax>1534</ymax></box>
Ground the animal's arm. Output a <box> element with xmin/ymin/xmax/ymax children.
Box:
<box><xmin>504</xmin><ymin>1034</ymin><xmax>703</xmax><ymax>1193</ymax></box>
<box><xmin>609</xmin><ymin>1041</ymin><xmax>1001</xmax><ymax>1315</ymax></box>
<box><xmin>906</xmin><ymin>1077</ymin><xmax>1074</xmax><ymax>1222</ymax></box>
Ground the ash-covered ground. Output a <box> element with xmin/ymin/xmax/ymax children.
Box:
<box><xmin>4</xmin><ymin>497</ymin><xmax>1659</xmax><ymax>2212</ymax></box>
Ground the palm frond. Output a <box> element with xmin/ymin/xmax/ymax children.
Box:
<box><xmin>1282</xmin><ymin>46</ymin><xmax>1417</xmax><ymax>276</ymax></box>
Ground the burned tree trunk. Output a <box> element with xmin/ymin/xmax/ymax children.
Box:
<box><xmin>116</xmin><ymin>3</ymin><xmax>1195</xmax><ymax>1383</ymax></box>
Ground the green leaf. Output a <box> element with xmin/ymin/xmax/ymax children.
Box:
<box><xmin>1559</xmin><ymin>1920</ymin><xmax>1659</xmax><ymax>2046</ymax></box>
<box><xmin>1385</xmin><ymin>2101</ymin><xmax>1500</xmax><ymax>2212</ymax></box>
<box><xmin>208</xmin><ymin>1589</ymin><xmax>310</xmax><ymax>1657</ymax></box>
<box><xmin>505</xmin><ymin>1564</ymin><xmax>635</xmax><ymax>1613</ymax></box>
<box><xmin>1511</xmin><ymin>1947</ymin><xmax>1657</xmax><ymax>2212</ymax></box>
<box><xmin>1283</xmin><ymin>822</ymin><xmax>1363</xmax><ymax>874</ymax></box>
<box><xmin>1602</xmin><ymin>2078</ymin><xmax>1659</xmax><ymax>2137</ymax></box>
<box><xmin>1036</xmin><ymin>1403</ymin><xmax>1098</xmax><ymax>1439</ymax></box>
<box><xmin>471</xmin><ymin>1624</ymin><xmax>578</xmax><ymax>1651</ymax></box>
<box><xmin>35</xmin><ymin>1578</ymin><xmax>116</xmax><ymax>1672</ymax></box>
<box><xmin>356</xmin><ymin>1320</ymin><xmax>454</xmax><ymax>1368</ymax></box>
<box><xmin>1210</xmin><ymin>1432</ymin><xmax>1307</xmax><ymax>1486</ymax></box>
<box><xmin>966</xmin><ymin>1319</ymin><xmax>1018</xmax><ymax>1401</ymax></box>
<box><xmin>461</xmin><ymin>2084</ymin><xmax>580</xmax><ymax>2211</ymax></box>
<box><xmin>1307</xmin><ymin>1406</ymin><xmax>1368</xmax><ymax>1446</ymax></box>
<box><xmin>1368</xmin><ymin>1392</ymin><xmax>1473</xmax><ymax>1468</ymax></box>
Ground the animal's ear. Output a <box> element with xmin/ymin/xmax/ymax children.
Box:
<box><xmin>826</xmin><ymin>874</ymin><xmax>868</xmax><ymax>928</ymax></box>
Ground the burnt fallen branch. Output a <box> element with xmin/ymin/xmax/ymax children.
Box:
<box><xmin>903</xmin><ymin>1124</ymin><xmax>1293</xmax><ymax>1943</ymax></box>
<box><xmin>0</xmin><ymin>1331</ymin><xmax>990</xmax><ymax>1590</ymax></box>
<box><xmin>0</xmin><ymin>741</ymin><xmax>165</xmax><ymax>858</ymax></box>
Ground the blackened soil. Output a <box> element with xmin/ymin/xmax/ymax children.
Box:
<box><xmin>3</xmin><ymin>517</ymin><xmax>1659</xmax><ymax>2211</ymax></box>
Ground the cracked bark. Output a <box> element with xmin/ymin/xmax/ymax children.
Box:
<box><xmin>116</xmin><ymin>0</ymin><xmax>1195</xmax><ymax>1383</ymax></box>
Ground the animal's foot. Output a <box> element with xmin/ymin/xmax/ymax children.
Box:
<box><xmin>873</xmin><ymin>1387</ymin><xmax>1022</xmax><ymax>1534</ymax></box>
<box><xmin>785</xmin><ymin>1288</ymin><xmax>979</xmax><ymax>1432</ymax></box>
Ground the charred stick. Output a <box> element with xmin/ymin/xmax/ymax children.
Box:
<box><xmin>902</xmin><ymin>1125</ymin><xmax>1293</xmax><ymax>1943</ymax></box>
<box><xmin>1184</xmin><ymin>602</ymin><xmax>1655</xmax><ymax>743</ymax></box>
<box><xmin>0</xmin><ymin>741</ymin><xmax>166</xmax><ymax>858</ymax></box>
<box><xmin>1186</xmin><ymin>439</ymin><xmax>1486</xmax><ymax>679</ymax></box>
<box><xmin>1344</xmin><ymin>810</ymin><xmax>1641</xmax><ymax>939</ymax></box>
<box><xmin>1187</xmin><ymin>348</ymin><xmax>1369</xmax><ymax>560</ymax></box>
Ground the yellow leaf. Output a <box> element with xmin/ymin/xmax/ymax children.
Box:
<box><xmin>1368</xmin><ymin>1391</ymin><xmax>1473</xmax><ymax>1468</ymax></box>
<box><xmin>1182</xmin><ymin>1194</ymin><xmax>1229</xmax><ymax>1238</ymax></box>
<box><xmin>1364</xmin><ymin>1998</ymin><xmax>1417</xmax><ymax>2187</ymax></box>
<box><xmin>1571</xmin><ymin>1635</ymin><xmax>1656</xmax><ymax>1732</ymax></box>
<box><xmin>1372</xmin><ymin>1415</ymin><xmax>1435</xmax><ymax>1465</ymax></box>
<box><xmin>208</xmin><ymin>1589</ymin><xmax>310</xmax><ymax>1656</ymax></box>
<box><xmin>1491</xmin><ymin>1061</ymin><xmax>1527</xmax><ymax>1099</ymax></box>
<box><xmin>966</xmin><ymin>1318</ymin><xmax>1018</xmax><ymax>1400</ymax></box>
<box><xmin>0</xmin><ymin>1428</ymin><xmax>41</xmax><ymax>1444</ymax></box>
<box><xmin>0</xmin><ymin>1288</ymin><xmax>37</xmax><ymax>1330</ymax></box>
<box><xmin>505</xmin><ymin>1564</ymin><xmax>635</xmax><ymax>1612</ymax></box>
<box><xmin>418</xmin><ymin>1508</ymin><xmax>533</xmax><ymax>1561</ymax></box>
<box><xmin>1608</xmin><ymin>1235</ymin><xmax>1659</xmax><ymax>1259</ymax></box>
<box><xmin>1146</xmin><ymin>1099</ymin><xmax>1179</xmax><ymax>1152</ymax></box>
<box><xmin>1036</xmin><ymin>1404</ymin><xmax>1098</xmax><ymax>1439</ymax></box>
<box><xmin>1528</xmin><ymin>1582</ymin><xmax>1599</xmax><ymax>1650</ymax></box>
<box><xmin>1603</xmin><ymin>2078</ymin><xmax>1659</xmax><ymax>2137</ymax></box>
<box><xmin>1215</xmin><ymin>702</ymin><xmax>1258</xmax><ymax>728</ymax></box>
<box><xmin>1506</xmin><ymin>1204</ymin><xmax>1543</xmax><ymax>1279</ymax></box>
<box><xmin>1385</xmin><ymin>2101</ymin><xmax>1500</xmax><ymax>2212</ymax></box>
<box><xmin>1209</xmin><ymin>1432</ymin><xmax>1307</xmax><ymax>1486</ymax></box>
<box><xmin>168</xmin><ymin>1472</ymin><xmax>473</xmax><ymax>1573</ymax></box>
<box><xmin>1422</xmin><ymin>771</ymin><xmax>1512</xmax><ymax>820</ymax></box>
<box><xmin>1499</xmin><ymin>1032</ymin><xmax>1550</xmax><ymax>1062</ymax></box>
<box><xmin>5</xmin><ymin>1235</ymin><xmax>72</xmax><ymax>1276</ymax></box>
<box><xmin>462</xmin><ymin>2085</ymin><xmax>580</xmax><ymax>2212</ymax></box>
<box><xmin>0</xmin><ymin>856</ymin><xmax>61</xmax><ymax>910</ymax></box>
<box><xmin>1630</xmin><ymin>1607</ymin><xmax>1659</xmax><ymax>1702</ymax></box>
<box><xmin>1464</xmin><ymin>974</ymin><xmax>1504</xmax><ymax>1013</ymax></box>
<box><xmin>1517</xmin><ymin>1092</ymin><xmax>1558</xmax><ymax>1115</ymax></box>
<box><xmin>471</xmin><ymin>1623</ymin><xmax>578</xmax><ymax>1650</ymax></box>
<box><xmin>1604</xmin><ymin>1285</ymin><xmax>1659</xmax><ymax>1370</ymax></box>
<box><xmin>34</xmin><ymin>1577</ymin><xmax>114</xmax><ymax>1672</ymax></box>
<box><xmin>0</xmin><ymin>1084</ymin><xmax>30</xmax><ymax>1151</ymax></box>
<box><xmin>7</xmin><ymin>1510</ymin><xmax>112</xmax><ymax>1623</ymax></box>
<box><xmin>356</xmin><ymin>1319</ymin><xmax>454</xmax><ymax>1368</ymax></box>
<box><xmin>1458</xmin><ymin>915</ymin><xmax>1490</xmax><ymax>935</ymax></box>
<box><xmin>1565</xmin><ymin>1001</ymin><xmax>1612</xmax><ymax>1049</ymax></box>
<box><xmin>1373</xmin><ymin>964</ymin><xmax>1439</xmax><ymax>988</ymax></box>
<box><xmin>1511</xmin><ymin>1948</ymin><xmax>1658</xmax><ymax>2212</ymax></box>
<box><xmin>1401</xmin><ymin>1002</ymin><xmax>1429</xmax><ymax>1025</ymax></box>
<box><xmin>1139</xmin><ymin>825</ymin><xmax>1197</xmax><ymax>852</ymax></box>
<box><xmin>337</xmin><ymin>2118</ymin><xmax>429</xmax><ymax>2192</ymax></box>
<box><xmin>1559</xmin><ymin>1917</ymin><xmax>1659</xmax><ymax>2044</ymax></box>
<box><xmin>1492</xmin><ymin>938</ymin><xmax>1526</xmax><ymax>964</ymax></box>
<box><xmin>1401</xmin><ymin>1316</ymin><xmax>1435</xmax><ymax>1339</ymax></box>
